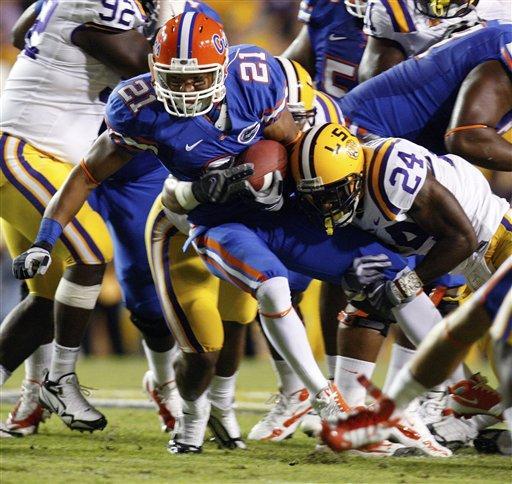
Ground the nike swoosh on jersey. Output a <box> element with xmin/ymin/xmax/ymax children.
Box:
<box><xmin>329</xmin><ymin>34</ymin><xmax>347</xmax><ymax>41</ymax></box>
<box><xmin>185</xmin><ymin>139</ymin><xmax>204</xmax><ymax>151</ymax></box>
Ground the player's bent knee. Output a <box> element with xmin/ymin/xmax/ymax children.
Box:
<box><xmin>54</xmin><ymin>278</ymin><xmax>101</xmax><ymax>310</ymax></box>
<box><xmin>130</xmin><ymin>312</ymin><xmax>171</xmax><ymax>338</ymax></box>
<box><xmin>256</xmin><ymin>277</ymin><xmax>292</xmax><ymax>316</ymax></box>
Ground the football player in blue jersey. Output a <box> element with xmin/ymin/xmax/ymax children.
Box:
<box><xmin>343</xmin><ymin>21</ymin><xmax>512</xmax><ymax>171</ymax></box>
<box><xmin>12</xmin><ymin>12</ymin><xmax>450</xmax><ymax>455</ymax></box>
<box><xmin>283</xmin><ymin>0</ymin><xmax>367</xmax><ymax>98</ymax></box>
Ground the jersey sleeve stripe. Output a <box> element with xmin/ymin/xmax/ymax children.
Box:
<box><xmin>380</xmin><ymin>0</ymin><xmax>416</xmax><ymax>33</ymax></box>
<box><xmin>500</xmin><ymin>45</ymin><xmax>512</xmax><ymax>72</ymax></box>
<box><xmin>133</xmin><ymin>0</ymin><xmax>147</xmax><ymax>18</ymax></box>
<box><xmin>368</xmin><ymin>139</ymin><xmax>401</xmax><ymax>221</ymax></box>
<box><xmin>108</xmin><ymin>127</ymin><xmax>159</xmax><ymax>154</ymax></box>
<box><xmin>262</xmin><ymin>97</ymin><xmax>286</xmax><ymax>123</ymax></box>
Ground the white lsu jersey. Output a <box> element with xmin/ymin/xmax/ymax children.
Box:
<box><xmin>0</xmin><ymin>0</ymin><xmax>146</xmax><ymax>165</ymax></box>
<box><xmin>363</xmin><ymin>0</ymin><xmax>508</xmax><ymax>57</ymax></box>
<box><xmin>353</xmin><ymin>138</ymin><xmax>510</xmax><ymax>274</ymax></box>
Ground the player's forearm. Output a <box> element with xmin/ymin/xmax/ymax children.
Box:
<box><xmin>415</xmin><ymin>235</ymin><xmax>476</xmax><ymax>284</ymax></box>
<box><xmin>281</xmin><ymin>26</ymin><xmax>314</xmax><ymax>74</ymax></box>
<box><xmin>38</xmin><ymin>166</ymin><xmax>96</xmax><ymax>247</ymax></box>
<box><xmin>445</xmin><ymin>129</ymin><xmax>512</xmax><ymax>172</ymax></box>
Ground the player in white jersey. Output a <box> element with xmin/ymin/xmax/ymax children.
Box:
<box><xmin>358</xmin><ymin>0</ymin><xmax>509</xmax><ymax>81</ymax></box>
<box><xmin>0</xmin><ymin>0</ymin><xmax>152</xmax><ymax>433</ymax></box>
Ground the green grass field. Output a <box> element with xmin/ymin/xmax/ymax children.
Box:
<box><xmin>1</xmin><ymin>357</ymin><xmax>511</xmax><ymax>483</ymax></box>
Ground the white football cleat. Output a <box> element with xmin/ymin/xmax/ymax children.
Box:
<box><xmin>143</xmin><ymin>370</ymin><xmax>182</xmax><ymax>432</ymax></box>
<box><xmin>168</xmin><ymin>400</ymin><xmax>210</xmax><ymax>454</ymax></box>
<box><xmin>348</xmin><ymin>440</ymin><xmax>414</xmax><ymax>457</ymax></box>
<box><xmin>0</xmin><ymin>423</ymin><xmax>23</xmax><ymax>438</ymax></box>
<box><xmin>208</xmin><ymin>403</ymin><xmax>246</xmax><ymax>449</ymax></box>
<box><xmin>417</xmin><ymin>391</ymin><xmax>448</xmax><ymax>426</ymax></box>
<box><xmin>312</xmin><ymin>383</ymin><xmax>350</xmax><ymax>422</ymax></box>
<box><xmin>39</xmin><ymin>372</ymin><xmax>107</xmax><ymax>432</ymax></box>
<box><xmin>428</xmin><ymin>413</ymin><xmax>478</xmax><ymax>450</ymax></box>
<box><xmin>300</xmin><ymin>410</ymin><xmax>322</xmax><ymax>437</ymax></box>
<box><xmin>248</xmin><ymin>388</ymin><xmax>312</xmax><ymax>441</ymax></box>
<box><xmin>5</xmin><ymin>379</ymin><xmax>50</xmax><ymax>436</ymax></box>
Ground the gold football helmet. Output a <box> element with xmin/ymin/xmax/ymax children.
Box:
<box><xmin>414</xmin><ymin>0</ymin><xmax>478</xmax><ymax>18</ymax></box>
<box><xmin>290</xmin><ymin>123</ymin><xmax>365</xmax><ymax>234</ymax></box>
<box><xmin>275</xmin><ymin>56</ymin><xmax>316</xmax><ymax>130</ymax></box>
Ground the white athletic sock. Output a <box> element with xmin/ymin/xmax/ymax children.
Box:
<box><xmin>326</xmin><ymin>354</ymin><xmax>338</xmax><ymax>381</ymax></box>
<box><xmin>49</xmin><ymin>343</ymin><xmax>80</xmax><ymax>381</ymax></box>
<box><xmin>392</xmin><ymin>293</ymin><xmax>442</xmax><ymax>346</ymax></box>
<box><xmin>142</xmin><ymin>340</ymin><xmax>179</xmax><ymax>385</ymax></box>
<box><xmin>25</xmin><ymin>342</ymin><xmax>53</xmax><ymax>383</ymax></box>
<box><xmin>335</xmin><ymin>356</ymin><xmax>376</xmax><ymax>407</ymax></box>
<box><xmin>273</xmin><ymin>360</ymin><xmax>304</xmax><ymax>395</ymax></box>
<box><xmin>208</xmin><ymin>374</ymin><xmax>237</xmax><ymax>410</ymax></box>
<box><xmin>181</xmin><ymin>391</ymin><xmax>209</xmax><ymax>447</ymax></box>
<box><xmin>471</xmin><ymin>413</ymin><xmax>501</xmax><ymax>431</ymax></box>
<box><xmin>504</xmin><ymin>407</ymin><xmax>512</xmax><ymax>434</ymax></box>
<box><xmin>388</xmin><ymin>366</ymin><xmax>428</xmax><ymax>410</ymax></box>
<box><xmin>382</xmin><ymin>344</ymin><xmax>416</xmax><ymax>394</ymax></box>
<box><xmin>0</xmin><ymin>365</ymin><xmax>11</xmax><ymax>386</ymax></box>
<box><xmin>257</xmin><ymin>278</ymin><xmax>328</xmax><ymax>396</ymax></box>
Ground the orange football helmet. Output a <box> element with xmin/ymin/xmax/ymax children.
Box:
<box><xmin>149</xmin><ymin>12</ymin><xmax>228</xmax><ymax>117</ymax></box>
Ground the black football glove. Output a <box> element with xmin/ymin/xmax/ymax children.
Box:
<box><xmin>12</xmin><ymin>243</ymin><xmax>52</xmax><ymax>280</ymax></box>
<box><xmin>191</xmin><ymin>163</ymin><xmax>254</xmax><ymax>204</ymax></box>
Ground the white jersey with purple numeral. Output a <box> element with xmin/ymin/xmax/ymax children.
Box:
<box><xmin>0</xmin><ymin>0</ymin><xmax>146</xmax><ymax>165</ymax></box>
<box><xmin>353</xmin><ymin>137</ymin><xmax>510</xmax><ymax>272</ymax></box>
<box><xmin>363</xmin><ymin>0</ymin><xmax>509</xmax><ymax>58</ymax></box>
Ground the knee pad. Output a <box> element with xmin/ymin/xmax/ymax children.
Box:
<box><xmin>130</xmin><ymin>312</ymin><xmax>171</xmax><ymax>338</ymax></box>
<box><xmin>339</xmin><ymin>307</ymin><xmax>391</xmax><ymax>337</ymax></box>
<box><xmin>256</xmin><ymin>277</ymin><xmax>292</xmax><ymax>316</ymax></box>
<box><xmin>54</xmin><ymin>278</ymin><xmax>101</xmax><ymax>309</ymax></box>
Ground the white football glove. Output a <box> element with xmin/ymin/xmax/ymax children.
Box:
<box><xmin>244</xmin><ymin>170</ymin><xmax>284</xmax><ymax>211</ymax></box>
<box><xmin>12</xmin><ymin>246</ymin><xmax>52</xmax><ymax>279</ymax></box>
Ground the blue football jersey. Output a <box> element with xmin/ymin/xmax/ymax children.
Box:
<box><xmin>298</xmin><ymin>0</ymin><xmax>367</xmax><ymax>98</ymax></box>
<box><xmin>341</xmin><ymin>20</ymin><xmax>512</xmax><ymax>152</ymax></box>
<box><xmin>105</xmin><ymin>44</ymin><xmax>287</xmax><ymax>226</ymax></box>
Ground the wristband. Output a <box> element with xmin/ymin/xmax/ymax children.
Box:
<box><xmin>34</xmin><ymin>217</ymin><xmax>63</xmax><ymax>249</ymax></box>
<box><xmin>174</xmin><ymin>180</ymin><xmax>200</xmax><ymax>211</ymax></box>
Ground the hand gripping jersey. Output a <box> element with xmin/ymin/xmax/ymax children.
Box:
<box><xmin>0</xmin><ymin>0</ymin><xmax>146</xmax><ymax>165</ymax></box>
<box><xmin>341</xmin><ymin>21</ymin><xmax>512</xmax><ymax>152</ymax></box>
<box><xmin>353</xmin><ymin>137</ymin><xmax>510</xmax><ymax>272</ymax></box>
<box><xmin>362</xmin><ymin>0</ymin><xmax>506</xmax><ymax>57</ymax></box>
<box><xmin>298</xmin><ymin>0</ymin><xmax>367</xmax><ymax>97</ymax></box>
<box><xmin>106</xmin><ymin>44</ymin><xmax>287</xmax><ymax>226</ymax></box>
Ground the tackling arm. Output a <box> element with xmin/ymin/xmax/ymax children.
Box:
<box><xmin>409</xmin><ymin>173</ymin><xmax>478</xmax><ymax>284</ymax></box>
<box><xmin>445</xmin><ymin>60</ymin><xmax>512</xmax><ymax>172</ymax></box>
<box><xmin>11</xmin><ymin>1</ymin><xmax>39</xmax><ymax>50</ymax></box>
<box><xmin>72</xmin><ymin>28</ymin><xmax>151</xmax><ymax>78</ymax></box>
<box><xmin>357</xmin><ymin>36</ymin><xmax>405</xmax><ymax>82</ymax></box>
<box><xmin>281</xmin><ymin>25</ymin><xmax>315</xmax><ymax>75</ymax></box>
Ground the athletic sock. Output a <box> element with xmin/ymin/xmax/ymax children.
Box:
<box><xmin>181</xmin><ymin>392</ymin><xmax>209</xmax><ymax>446</ymax></box>
<box><xmin>208</xmin><ymin>373</ymin><xmax>237</xmax><ymax>410</ymax></box>
<box><xmin>142</xmin><ymin>340</ymin><xmax>179</xmax><ymax>385</ymax></box>
<box><xmin>387</xmin><ymin>367</ymin><xmax>428</xmax><ymax>410</ymax></box>
<box><xmin>335</xmin><ymin>356</ymin><xmax>375</xmax><ymax>407</ymax></box>
<box><xmin>383</xmin><ymin>344</ymin><xmax>416</xmax><ymax>394</ymax></box>
<box><xmin>273</xmin><ymin>360</ymin><xmax>304</xmax><ymax>396</ymax></box>
<box><xmin>325</xmin><ymin>354</ymin><xmax>338</xmax><ymax>381</ymax></box>
<box><xmin>25</xmin><ymin>342</ymin><xmax>53</xmax><ymax>383</ymax></box>
<box><xmin>0</xmin><ymin>365</ymin><xmax>11</xmax><ymax>386</ymax></box>
<box><xmin>49</xmin><ymin>343</ymin><xmax>80</xmax><ymax>381</ymax></box>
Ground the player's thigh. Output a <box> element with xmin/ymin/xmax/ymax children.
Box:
<box><xmin>0</xmin><ymin>134</ymin><xmax>112</xmax><ymax>266</ymax></box>
<box><xmin>218</xmin><ymin>280</ymin><xmax>257</xmax><ymax>324</ymax></box>
<box><xmin>1</xmin><ymin>219</ymin><xmax>65</xmax><ymax>299</ymax></box>
<box><xmin>146</xmin><ymin>198</ymin><xmax>224</xmax><ymax>353</ymax></box>
<box><xmin>192</xmin><ymin>223</ymin><xmax>290</xmax><ymax>295</ymax></box>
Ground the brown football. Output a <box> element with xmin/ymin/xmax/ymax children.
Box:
<box><xmin>235</xmin><ymin>140</ymin><xmax>288</xmax><ymax>191</ymax></box>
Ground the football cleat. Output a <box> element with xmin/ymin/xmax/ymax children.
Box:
<box><xmin>473</xmin><ymin>428</ymin><xmax>512</xmax><ymax>456</ymax></box>
<box><xmin>168</xmin><ymin>400</ymin><xmax>210</xmax><ymax>453</ymax></box>
<box><xmin>208</xmin><ymin>403</ymin><xmax>246</xmax><ymax>449</ymax></box>
<box><xmin>143</xmin><ymin>370</ymin><xmax>183</xmax><ymax>432</ymax></box>
<box><xmin>348</xmin><ymin>440</ymin><xmax>416</xmax><ymax>457</ymax></box>
<box><xmin>313</xmin><ymin>383</ymin><xmax>350</xmax><ymax>422</ymax></box>
<box><xmin>448</xmin><ymin>373</ymin><xmax>503</xmax><ymax>419</ymax></box>
<box><xmin>300</xmin><ymin>410</ymin><xmax>322</xmax><ymax>437</ymax></box>
<box><xmin>39</xmin><ymin>372</ymin><xmax>107</xmax><ymax>432</ymax></box>
<box><xmin>0</xmin><ymin>423</ymin><xmax>23</xmax><ymax>438</ymax></box>
<box><xmin>417</xmin><ymin>391</ymin><xmax>448</xmax><ymax>426</ymax></box>
<box><xmin>428</xmin><ymin>413</ymin><xmax>478</xmax><ymax>450</ymax></box>
<box><xmin>248</xmin><ymin>388</ymin><xmax>312</xmax><ymax>442</ymax></box>
<box><xmin>5</xmin><ymin>379</ymin><xmax>50</xmax><ymax>436</ymax></box>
